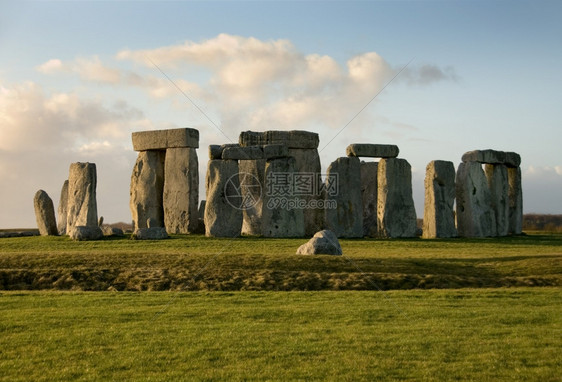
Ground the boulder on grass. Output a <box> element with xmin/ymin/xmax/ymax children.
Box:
<box><xmin>68</xmin><ymin>225</ymin><xmax>103</xmax><ymax>241</ymax></box>
<box><xmin>296</xmin><ymin>230</ymin><xmax>342</xmax><ymax>256</ymax></box>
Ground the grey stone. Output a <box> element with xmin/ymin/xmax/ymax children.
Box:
<box><xmin>204</xmin><ymin>159</ymin><xmax>243</xmax><ymax>237</ymax></box>
<box><xmin>505</xmin><ymin>152</ymin><xmax>522</xmax><ymax>168</ymax></box>
<box><xmin>68</xmin><ymin>225</ymin><xmax>103</xmax><ymax>241</ymax></box>
<box><xmin>208</xmin><ymin>143</ymin><xmax>239</xmax><ymax>160</ymax></box>
<box><xmin>462</xmin><ymin>150</ymin><xmax>521</xmax><ymax>168</ymax></box>
<box><xmin>222</xmin><ymin>145</ymin><xmax>264</xmax><ymax>160</ymax></box>
<box><xmin>239</xmin><ymin>159</ymin><xmax>266</xmax><ymax>236</ymax></box>
<box><xmin>262</xmin><ymin>157</ymin><xmax>305</xmax><ymax>237</ymax></box>
<box><xmin>288</xmin><ymin>148</ymin><xmax>324</xmax><ymax>236</ymax></box>
<box><xmin>163</xmin><ymin>147</ymin><xmax>199</xmax><ymax>234</ymax></box>
<box><xmin>263</xmin><ymin>144</ymin><xmax>289</xmax><ymax>159</ymax></box>
<box><xmin>132</xmin><ymin>227</ymin><xmax>168</xmax><ymax>240</ymax></box>
<box><xmin>239</xmin><ymin>130</ymin><xmax>319</xmax><ymax>149</ymax></box>
<box><xmin>66</xmin><ymin>162</ymin><xmax>98</xmax><ymax>232</ymax></box>
<box><xmin>377</xmin><ymin>158</ymin><xmax>418</xmax><ymax>238</ymax></box>
<box><xmin>508</xmin><ymin>166</ymin><xmax>523</xmax><ymax>234</ymax></box>
<box><xmin>101</xmin><ymin>226</ymin><xmax>124</xmax><ymax>237</ymax></box>
<box><xmin>422</xmin><ymin>160</ymin><xmax>457</xmax><ymax>239</ymax></box>
<box><xmin>198</xmin><ymin>200</ymin><xmax>206</xmax><ymax>220</ymax></box>
<box><xmin>325</xmin><ymin>157</ymin><xmax>363</xmax><ymax>238</ymax></box>
<box><xmin>132</xmin><ymin>128</ymin><xmax>199</xmax><ymax>151</ymax></box>
<box><xmin>98</xmin><ymin>216</ymin><xmax>104</xmax><ymax>227</ymax></box>
<box><xmin>296</xmin><ymin>230</ymin><xmax>342</xmax><ymax>256</ymax></box>
<box><xmin>130</xmin><ymin>151</ymin><xmax>165</xmax><ymax>230</ymax></box>
<box><xmin>57</xmin><ymin>180</ymin><xmax>69</xmax><ymax>235</ymax></box>
<box><xmin>34</xmin><ymin>190</ymin><xmax>58</xmax><ymax>236</ymax></box>
<box><xmin>360</xmin><ymin>161</ymin><xmax>378</xmax><ymax>237</ymax></box>
<box><xmin>456</xmin><ymin>161</ymin><xmax>497</xmax><ymax>237</ymax></box>
<box><xmin>485</xmin><ymin>164</ymin><xmax>509</xmax><ymax>236</ymax></box>
<box><xmin>346</xmin><ymin>144</ymin><xmax>399</xmax><ymax>158</ymax></box>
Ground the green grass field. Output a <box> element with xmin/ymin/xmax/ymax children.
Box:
<box><xmin>0</xmin><ymin>233</ymin><xmax>561</xmax><ymax>380</ymax></box>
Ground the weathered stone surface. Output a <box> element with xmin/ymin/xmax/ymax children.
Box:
<box><xmin>456</xmin><ymin>161</ymin><xmax>497</xmax><ymax>237</ymax></box>
<box><xmin>485</xmin><ymin>164</ymin><xmax>509</xmax><ymax>236</ymax></box>
<box><xmin>34</xmin><ymin>190</ymin><xmax>58</xmax><ymax>236</ymax></box>
<box><xmin>204</xmin><ymin>159</ymin><xmax>243</xmax><ymax>237</ymax></box>
<box><xmin>263</xmin><ymin>144</ymin><xmax>289</xmax><ymax>159</ymax></box>
<box><xmin>163</xmin><ymin>147</ymin><xmax>199</xmax><ymax>234</ymax></box>
<box><xmin>198</xmin><ymin>200</ymin><xmax>206</xmax><ymax>220</ymax></box>
<box><xmin>288</xmin><ymin>148</ymin><xmax>324</xmax><ymax>236</ymax></box>
<box><xmin>132</xmin><ymin>227</ymin><xmax>168</xmax><ymax>240</ymax></box>
<box><xmin>360</xmin><ymin>161</ymin><xmax>378</xmax><ymax>237</ymax></box>
<box><xmin>208</xmin><ymin>143</ymin><xmax>239</xmax><ymax>160</ymax></box>
<box><xmin>239</xmin><ymin>159</ymin><xmax>266</xmax><ymax>236</ymax></box>
<box><xmin>130</xmin><ymin>151</ymin><xmax>165</xmax><ymax>230</ymax></box>
<box><xmin>66</xmin><ymin>162</ymin><xmax>98</xmax><ymax>232</ymax></box>
<box><xmin>222</xmin><ymin>145</ymin><xmax>264</xmax><ymax>160</ymax></box>
<box><xmin>508</xmin><ymin>166</ymin><xmax>523</xmax><ymax>234</ymax></box>
<box><xmin>325</xmin><ymin>157</ymin><xmax>363</xmax><ymax>238</ymax></box>
<box><xmin>239</xmin><ymin>130</ymin><xmax>319</xmax><ymax>149</ymax></box>
<box><xmin>68</xmin><ymin>225</ymin><xmax>103</xmax><ymax>241</ymax></box>
<box><xmin>57</xmin><ymin>180</ymin><xmax>69</xmax><ymax>235</ymax></box>
<box><xmin>377</xmin><ymin>158</ymin><xmax>418</xmax><ymax>238</ymax></box>
<box><xmin>346</xmin><ymin>144</ymin><xmax>399</xmax><ymax>158</ymax></box>
<box><xmin>422</xmin><ymin>160</ymin><xmax>457</xmax><ymax>239</ymax></box>
<box><xmin>101</xmin><ymin>226</ymin><xmax>124</xmax><ymax>237</ymax></box>
<box><xmin>505</xmin><ymin>152</ymin><xmax>522</xmax><ymax>168</ymax></box>
<box><xmin>296</xmin><ymin>230</ymin><xmax>342</xmax><ymax>256</ymax></box>
<box><xmin>462</xmin><ymin>149</ymin><xmax>506</xmax><ymax>165</ymax></box>
<box><xmin>132</xmin><ymin>128</ymin><xmax>199</xmax><ymax>151</ymax></box>
<box><xmin>262</xmin><ymin>157</ymin><xmax>305</xmax><ymax>237</ymax></box>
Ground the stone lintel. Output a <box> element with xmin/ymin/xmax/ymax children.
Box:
<box><xmin>346</xmin><ymin>143</ymin><xmax>399</xmax><ymax>158</ymax></box>
<box><xmin>132</xmin><ymin>128</ymin><xmax>199</xmax><ymax>151</ymax></box>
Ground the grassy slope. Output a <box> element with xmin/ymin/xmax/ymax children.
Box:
<box><xmin>1</xmin><ymin>289</ymin><xmax>560</xmax><ymax>381</ymax></box>
<box><xmin>0</xmin><ymin>233</ymin><xmax>561</xmax><ymax>291</ymax></box>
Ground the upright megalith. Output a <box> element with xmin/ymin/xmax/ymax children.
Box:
<box><xmin>204</xmin><ymin>159</ymin><xmax>243</xmax><ymax>237</ymax></box>
<box><xmin>66</xmin><ymin>162</ymin><xmax>98</xmax><ymax>232</ymax></box>
<box><xmin>485</xmin><ymin>164</ymin><xmax>509</xmax><ymax>236</ymax></box>
<box><xmin>324</xmin><ymin>157</ymin><xmax>363</xmax><ymax>238</ymax></box>
<box><xmin>456</xmin><ymin>161</ymin><xmax>497</xmax><ymax>237</ymax></box>
<box><xmin>262</xmin><ymin>157</ymin><xmax>305</xmax><ymax>237</ymax></box>
<box><xmin>130</xmin><ymin>127</ymin><xmax>200</xmax><ymax>233</ymax></box>
<box><xmin>34</xmin><ymin>190</ymin><xmax>58</xmax><ymax>236</ymax></box>
<box><xmin>130</xmin><ymin>150</ymin><xmax>165</xmax><ymax>229</ymax></box>
<box><xmin>239</xmin><ymin>158</ymin><xmax>266</xmax><ymax>236</ymax></box>
<box><xmin>360</xmin><ymin>161</ymin><xmax>378</xmax><ymax>237</ymax></box>
<box><xmin>422</xmin><ymin>160</ymin><xmax>457</xmax><ymax>239</ymax></box>
<box><xmin>508</xmin><ymin>166</ymin><xmax>523</xmax><ymax>234</ymax></box>
<box><xmin>377</xmin><ymin>158</ymin><xmax>417</xmax><ymax>238</ymax></box>
<box><xmin>57</xmin><ymin>180</ymin><xmax>69</xmax><ymax>235</ymax></box>
<box><xmin>163</xmin><ymin>147</ymin><xmax>199</xmax><ymax>233</ymax></box>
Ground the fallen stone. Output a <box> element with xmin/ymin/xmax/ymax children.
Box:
<box><xmin>263</xmin><ymin>144</ymin><xmax>289</xmax><ymax>159</ymax></box>
<box><xmin>360</xmin><ymin>161</ymin><xmax>378</xmax><ymax>237</ymax></box>
<box><xmin>325</xmin><ymin>156</ymin><xmax>363</xmax><ymax>238</ymax></box>
<box><xmin>422</xmin><ymin>160</ymin><xmax>457</xmax><ymax>238</ymax></box>
<box><xmin>68</xmin><ymin>225</ymin><xmax>103</xmax><ymax>241</ymax></box>
<box><xmin>204</xmin><ymin>159</ymin><xmax>243</xmax><ymax>237</ymax></box>
<box><xmin>130</xmin><ymin>151</ymin><xmax>165</xmax><ymax>230</ymax></box>
<box><xmin>485</xmin><ymin>164</ymin><xmax>509</xmax><ymax>236</ymax></box>
<box><xmin>296</xmin><ymin>230</ymin><xmax>342</xmax><ymax>255</ymax></box>
<box><xmin>239</xmin><ymin>130</ymin><xmax>319</xmax><ymax>149</ymax></box>
<box><xmin>222</xmin><ymin>145</ymin><xmax>264</xmax><ymax>160</ymax></box>
<box><xmin>101</xmin><ymin>226</ymin><xmax>124</xmax><ymax>237</ymax></box>
<box><xmin>456</xmin><ymin>161</ymin><xmax>497</xmax><ymax>237</ymax></box>
<box><xmin>262</xmin><ymin>157</ymin><xmax>305</xmax><ymax>237</ymax></box>
<box><xmin>66</xmin><ymin>162</ymin><xmax>98</xmax><ymax>232</ymax></box>
<box><xmin>132</xmin><ymin>227</ymin><xmax>168</xmax><ymax>240</ymax></box>
<box><xmin>508</xmin><ymin>166</ymin><xmax>523</xmax><ymax>234</ymax></box>
<box><xmin>346</xmin><ymin>144</ymin><xmax>399</xmax><ymax>158</ymax></box>
<box><xmin>163</xmin><ymin>147</ymin><xmax>199</xmax><ymax>234</ymax></box>
<box><xmin>34</xmin><ymin>190</ymin><xmax>58</xmax><ymax>236</ymax></box>
<box><xmin>57</xmin><ymin>180</ymin><xmax>69</xmax><ymax>235</ymax></box>
<box><xmin>239</xmin><ymin>159</ymin><xmax>266</xmax><ymax>236</ymax></box>
<box><xmin>377</xmin><ymin>158</ymin><xmax>418</xmax><ymax>238</ymax></box>
<box><xmin>132</xmin><ymin>128</ymin><xmax>199</xmax><ymax>151</ymax></box>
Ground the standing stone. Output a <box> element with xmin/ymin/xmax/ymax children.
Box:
<box><xmin>360</xmin><ymin>161</ymin><xmax>378</xmax><ymax>237</ymax></box>
<box><xmin>485</xmin><ymin>164</ymin><xmax>509</xmax><ymax>236</ymax></box>
<box><xmin>508</xmin><ymin>166</ymin><xmax>523</xmax><ymax>234</ymax></box>
<box><xmin>262</xmin><ymin>157</ymin><xmax>305</xmax><ymax>237</ymax></box>
<box><xmin>130</xmin><ymin>151</ymin><xmax>165</xmax><ymax>230</ymax></box>
<box><xmin>163</xmin><ymin>147</ymin><xmax>199</xmax><ymax>234</ymax></box>
<box><xmin>324</xmin><ymin>157</ymin><xmax>363</xmax><ymax>238</ymax></box>
<box><xmin>422</xmin><ymin>160</ymin><xmax>457</xmax><ymax>239</ymax></box>
<box><xmin>66</xmin><ymin>162</ymin><xmax>98</xmax><ymax>232</ymax></box>
<box><xmin>239</xmin><ymin>159</ymin><xmax>266</xmax><ymax>236</ymax></box>
<box><xmin>377</xmin><ymin>158</ymin><xmax>417</xmax><ymax>238</ymax></box>
<box><xmin>204</xmin><ymin>159</ymin><xmax>243</xmax><ymax>237</ymax></box>
<box><xmin>57</xmin><ymin>180</ymin><xmax>69</xmax><ymax>235</ymax></box>
<box><xmin>456</xmin><ymin>161</ymin><xmax>497</xmax><ymax>237</ymax></box>
<box><xmin>34</xmin><ymin>190</ymin><xmax>58</xmax><ymax>236</ymax></box>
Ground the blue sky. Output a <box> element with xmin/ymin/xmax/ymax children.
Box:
<box><xmin>0</xmin><ymin>0</ymin><xmax>561</xmax><ymax>228</ymax></box>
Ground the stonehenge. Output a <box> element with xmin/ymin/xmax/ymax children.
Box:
<box><xmin>422</xmin><ymin>161</ymin><xmax>457</xmax><ymax>239</ymax></box>
<box><xmin>66</xmin><ymin>162</ymin><xmax>98</xmax><ymax>232</ymax></box>
<box><xmin>33</xmin><ymin>190</ymin><xmax>58</xmax><ymax>236</ymax></box>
